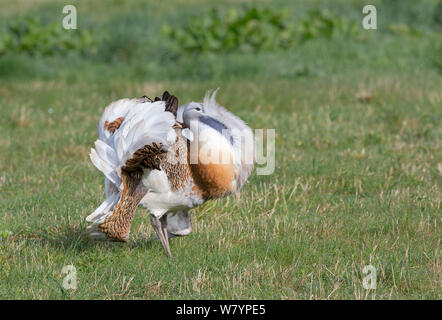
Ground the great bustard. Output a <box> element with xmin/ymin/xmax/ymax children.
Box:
<box><xmin>86</xmin><ymin>91</ymin><xmax>254</xmax><ymax>256</ymax></box>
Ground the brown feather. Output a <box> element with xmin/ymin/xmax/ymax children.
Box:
<box><xmin>104</xmin><ymin>117</ymin><xmax>124</xmax><ymax>134</ymax></box>
<box><xmin>98</xmin><ymin>172</ymin><xmax>147</xmax><ymax>241</ymax></box>
<box><xmin>154</xmin><ymin>91</ymin><xmax>178</xmax><ymax>117</ymax></box>
<box><xmin>123</xmin><ymin>142</ymin><xmax>166</xmax><ymax>174</ymax></box>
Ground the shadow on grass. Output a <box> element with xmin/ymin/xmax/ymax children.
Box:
<box><xmin>10</xmin><ymin>224</ymin><xmax>157</xmax><ymax>253</ymax></box>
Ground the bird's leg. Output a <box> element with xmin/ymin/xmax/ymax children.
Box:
<box><xmin>151</xmin><ymin>215</ymin><xmax>173</xmax><ymax>257</ymax></box>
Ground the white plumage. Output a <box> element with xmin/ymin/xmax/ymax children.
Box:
<box><xmin>87</xmin><ymin>98</ymin><xmax>177</xmax><ymax>236</ymax></box>
<box><xmin>87</xmin><ymin>91</ymin><xmax>254</xmax><ymax>256</ymax></box>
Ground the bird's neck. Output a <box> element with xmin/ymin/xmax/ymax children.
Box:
<box><xmin>98</xmin><ymin>172</ymin><xmax>147</xmax><ymax>241</ymax></box>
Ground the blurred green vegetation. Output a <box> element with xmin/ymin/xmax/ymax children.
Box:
<box><xmin>162</xmin><ymin>8</ymin><xmax>364</xmax><ymax>53</ymax></box>
<box><xmin>0</xmin><ymin>17</ymin><xmax>93</xmax><ymax>56</ymax></box>
<box><xmin>0</xmin><ymin>0</ymin><xmax>440</xmax><ymax>82</ymax></box>
<box><xmin>434</xmin><ymin>0</ymin><xmax>442</xmax><ymax>26</ymax></box>
<box><xmin>163</xmin><ymin>7</ymin><xmax>299</xmax><ymax>53</ymax></box>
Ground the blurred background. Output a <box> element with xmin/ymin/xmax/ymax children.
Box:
<box><xmin>0</xmin><ymin>0</ymin><xmax>441</xmax><ymax>299</ymax></box>
<box><xmin>0</xmin><ymin>0</ymin><xmax>441</xmax><ymax>82</ymax></box>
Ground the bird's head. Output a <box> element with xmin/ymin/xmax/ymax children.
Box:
<box><xmin>177</xmin><ymin>90</ymin><xmax>236</xmax><ymax>144</ymax></box>
<box><xmin>178</xmin><ymin>91</ymin><xmax>238</xmax><ymax>148</ymax></box>
<box><xmin>179</xmin><ymin>102</ymin><xmax>205</xmax><ymax>126</ymax></box>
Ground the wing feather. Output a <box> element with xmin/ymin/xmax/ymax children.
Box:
<box><xmin>88</xmin><ymin>94</ymin><xmax>179</xmax><ymax>224</ymax></box>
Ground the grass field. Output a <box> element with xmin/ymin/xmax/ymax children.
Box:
<box><xmin>0</xmin><ymin>0</ymin><xmax>441</xmax><ymax>299</ymax></box>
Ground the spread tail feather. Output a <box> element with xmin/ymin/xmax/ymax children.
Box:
<box><xmin>88</xmin><ymin>98</ymin><xmax>177</xmax><ymax>226</ymax></box>
<box><xmin>86</xmin><ymin>192</ymin><xmax>120</xmax><ymax>223</ymax></box>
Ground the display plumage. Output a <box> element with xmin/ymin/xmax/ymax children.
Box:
<box><xmin>87</xmin><ymin>90</ymin><xmax>254</xmax><ymax>257</ymax></box>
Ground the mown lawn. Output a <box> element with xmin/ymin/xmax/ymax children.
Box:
<box><xmin>0</xmin><ymin>0</ymin><xmax>440</xmax><ymax>299</ymax></box>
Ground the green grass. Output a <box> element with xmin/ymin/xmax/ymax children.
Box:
<box><xmin>0</xmin><ymin>0</ymin><xmax>441</xmax><ymax>299</ymax></box>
